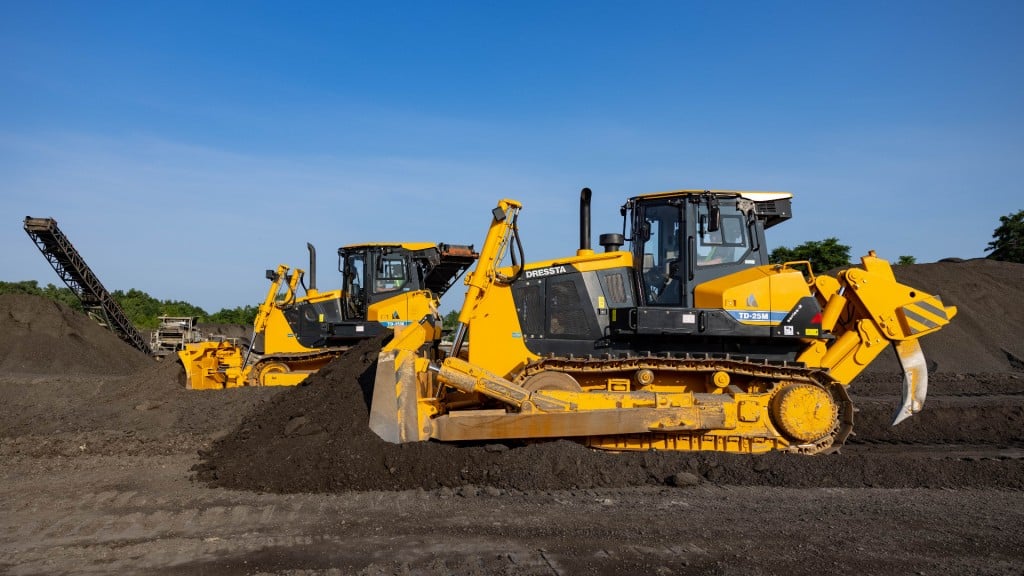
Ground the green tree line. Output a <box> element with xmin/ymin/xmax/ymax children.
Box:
<box><xmin>767</xmin><ymin>237</ymin><xmax>917</xmax><ymax>272</ymax></box>
<box><xmin>0</xmin><ymin>280</ymin><xmax>258</xmax><ymax>328</ymax></box>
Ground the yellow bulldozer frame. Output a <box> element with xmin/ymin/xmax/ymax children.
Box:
<box><xmin>180</xmin><ymin>242</ymin><xmax>477</xmax><ymax>389</ymax></box>
<box><xmin>371</xmin><ymin>190</ymin><xmax>956</xmax><ymax>455</ymax></box>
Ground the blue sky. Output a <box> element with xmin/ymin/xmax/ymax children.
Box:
<box><xmin>2</xmin><ymin>1</ymin><xmax>1021</xmax><ymax>313</ymax></box>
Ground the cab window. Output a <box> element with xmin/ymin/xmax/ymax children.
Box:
<box><xmin>640</xmin><ymin>203</ymin><xmax>682</xmax><ymax>306</ymax></box>
<box><xmin>696</xmin><ymin>211</ymin><xmax>748</xmax><ymax>266</ymax></box>
<box><xmin>343</xmin><ymin>254</ymin><xmax>365</xmax><ymax>294</ymax></box>
<box><xmin>341</xmin><ymin>253</ymin><xmax>367</xmax><ymax>319</ymax></box>
<box><xmin>374</xmin><ymin>256</ymin><xmax>409</xmax><ymax>293</ymax></box>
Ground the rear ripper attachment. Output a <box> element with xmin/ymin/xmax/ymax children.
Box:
<box><xmin>371</xmin><ymin>190</ymin><xmax>955</xmax><ymax>454</ymax></box>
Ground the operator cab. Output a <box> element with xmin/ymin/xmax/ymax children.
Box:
<box><xmin>627</xmin><ymin>191</ymin><xmax>791</xmax><ymax>307</ymax></box>
<box><xmin>339</xmin><ymin>244</ymin><xmax>420</xmax><ymax>321</ymax></box>
<box><xmin>338</xmin><ymin>243</ymin><xmax>478</xmax><ymax>321</ymax></box>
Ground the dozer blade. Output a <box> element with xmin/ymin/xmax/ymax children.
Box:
<box><xmin>892</xmin><ymin>339</ymin><xmax>928</xmax><ymax>426</ymax></box>
<box><xmin>369</xmin><ymin>350</ymin><xmax>422</xmax><ymax>443</ymax></box>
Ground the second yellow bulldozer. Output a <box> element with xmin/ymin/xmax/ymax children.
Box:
<box><xmin>371</xmin><ymin>188</ymin><xmax>956</xmax><ymax>455</ymax></box>
<box><xmin>179</xmin><ymin>242</ymin><xmax>477</xmax><ymax>389</ymax></box>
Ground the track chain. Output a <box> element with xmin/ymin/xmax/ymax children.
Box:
<box><xmin>250</xmin><ymin>347</ymin><xmax>349</xmax><ymax>385</ymax></box>
<box><xmin>515</xmin><ymin>353</ymin><xmax>855</xmax><ymax>454</ymax></box>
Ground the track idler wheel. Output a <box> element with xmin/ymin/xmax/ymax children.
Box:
<box><xmin>256</xmin><ymin>361</ymin><xmax>290</xmax><ymax>386</ymax></box>
<box><xmin>521</xmin><ymin>371</ymin><xmax>582</xmax><ymax>393</ymax></box>
<box><xmin>769</xmin><ymin>383</ymin><xmax>839</xmax><ymax>443</ymax></box>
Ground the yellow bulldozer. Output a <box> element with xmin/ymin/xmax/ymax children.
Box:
<box><xmin>371</xmin><ymin>188</ymin><xmax>956</xmax><ymax>455</ymax></box>
<box><xmin>179</xmin><ymin>242</ymin><xmax>477</xmax><ymax>389</ymax></box>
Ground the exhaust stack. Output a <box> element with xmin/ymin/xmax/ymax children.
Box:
<box><xmin>306</xmin><ymin>243</ymin><xmax>317</xmax><ymax>291</ymax></box>
<box><xmin>578</xmin><ymin>187</ymin><xmax>592</xmax><ymax>255</ymax></box>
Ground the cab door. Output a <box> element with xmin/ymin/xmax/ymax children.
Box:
<box><xmin>687</xmin><ymin>199</ymin><xmax>757</xmax><ymax>293</ymax></box>
<box><xmin>367</xmin><ymin>250</ymin><xmax>415</xmax><ymax>328</ymax></box>
<box><xmin>636</xmin><ymin>201</ymin><xmax>686</xmax><ymax>307</ymax></box>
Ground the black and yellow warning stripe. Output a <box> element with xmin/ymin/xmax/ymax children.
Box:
<box><xmin>899</xmin><ymin>297</ymin><xmax>950</xmax><ymax>335</ymax></box>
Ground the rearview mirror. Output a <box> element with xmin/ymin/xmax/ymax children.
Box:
<box><xmin>708</xmin><ymin>200</ymin><xmax>721</xmax><ymax>233</ymax></box>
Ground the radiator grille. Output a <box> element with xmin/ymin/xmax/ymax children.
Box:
<box><xmin>603</xmin><ymin>272</ymin><xmax>627</xmax><ymax>304</ymax></box>
<box><xmin>548</xmin><ymin>280</ymin><xmax>587</xmax><ymax>336</ymax></box>
<box><xmin>519</xmin><ymin>283</ymin><xmax>545</xmax><ymax>336</ymax></box>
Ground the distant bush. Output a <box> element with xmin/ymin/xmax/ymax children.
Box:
<box><xmin>0</xmin><ymin>280</ymin><xmax>82</xmax><ymax>311</ymax></box>
<box><xmin>208</xmin><ymin>305</ymin><xmax>259</xmax><ymax>325</ymax></box>
<box><xmin>896</xmin><ymin>255</ymin><xmax>917</xmax><ymax>265</ymax></box>
<box><xmin>769</xmin><ymin>237</ymin><xmax>851</xmax><ymax>273</ymax></box>
<box><xmin>987</xmin><ymin>209</ymin><xmax>1023</xmax><ymax>264</ymax></box>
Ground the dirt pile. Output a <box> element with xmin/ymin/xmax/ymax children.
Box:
<box><xmin>195</xmin><ymin>259</ymin><xmax>1024</xmax><ymax>494</ymax></box>
<box><xmin>0</xmin><ymin>358</ymin><xmax>280</xmax><ymax>444</ymax></box>
<box><xmin>4</xmin><ymin>259</ymin><xmax>1021</xmax><ymax>495</ymax></box>
<box><xmin>0</xmin><ymin>293</ymin><xmax>153</xmax><ymax>375</ymax></box>
<box><xmin>195</xmin><ymin>341</ymin><xmax>1024</xmax><ymax>494</ymax></box>
<box><xmin>0</xmin><ymin>294</ymin><xmax>281</xmax><ymax>450</ymax></box>
<box><xmin>865</xmin><ymin>258</ymin><xmax>1024</xmax><ymax>375</ymax></box>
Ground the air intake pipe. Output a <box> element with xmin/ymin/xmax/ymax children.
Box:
<box><xmin>579</xmin><ymin>187</ymin><xmax>592</xmax><ymax>255</ymax></box>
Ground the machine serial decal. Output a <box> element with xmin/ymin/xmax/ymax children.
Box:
<box><xmin>524</xmin><ymin>265</ymin><xmax>569</xmax><ymax>279</ymax></box>
<box><xmin>726</xmin><ymin>310</ymin><xmax>788</xmax><ymax>323</ymax></box>
<box><xmin>380</xmin><ymin>320</ymin><xmax>413</xmax><ymax>328</ymax></box>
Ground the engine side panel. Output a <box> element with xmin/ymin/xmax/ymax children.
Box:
<box><xmin>512</xmin><ymin>265</ymin><xmax>636</xmax><ymax>356</ymax></box>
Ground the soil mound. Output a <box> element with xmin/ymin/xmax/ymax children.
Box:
<box><xmin>864</xmin><ymin>258</ymin><xmax>1024</xmax><ymax>375</ymax></box>
<box><xmin>8</xmin><ymin>259</ymin><xmax>1021</xmax><ymax>494</ymax></box>
<box><xmin>0</xmin><ymin>294</ymin><xmax>280</xmax><ymax>446</ymax></box>
<box><xmin>0</xmin><ymin>358</ymin><xmax>280</xmax><ymax>442</ymax></box>
<box><xmin>196</xmin><ymin>259</ymin><xmax>1024</xmax><ymax>494</ymax></box>
<box><xmin>0</xmin><ymin>293</ymin><xmax>152</xmax><ymax>375</ymax></box>
<box><xmin>195</xmin><ymin>341</ymin><xmax>1024</xmax><ymax>494</ymax></box>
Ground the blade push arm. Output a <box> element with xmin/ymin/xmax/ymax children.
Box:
<box><xmin>449</xmin><ymin>199</ymin><xmax>523</xmax><ymax>357</ymax></box>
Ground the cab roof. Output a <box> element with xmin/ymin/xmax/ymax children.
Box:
<box><xmin>628</xmin><ymin>189</ymin><xmax>794</xmax><ymax>229</ymax></box>
<box><xmin>339</xmin><ymin>242</ymin><xmax>437</xmax><ymax>251</ymax></box>
<box><xmin>630</xmin><ymin>189</ymin><xmax>793</xmax><ymax>202</ymax></box>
